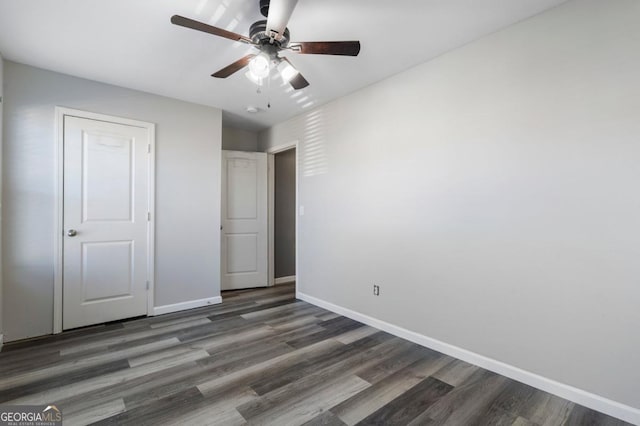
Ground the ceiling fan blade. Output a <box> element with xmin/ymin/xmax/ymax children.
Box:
<box><xmin>212</xmin><ymin>54</ymin><xmax>256</xmax><ymax>78</ymax></box>
<box><xmin>266</xmin><ymin>0</ymin><xmax>299</xmax><ymax>41</ymax></box>
<box><xmin>281</xmin><ymin>57</ymin><xmax>309</xmax><ymax>89</ymax></box>
<box><xmin>290</xmin><ymin>41</ymin><xmax>361</xmax><ymax>56</ymax></box>
<box><xmin>290</xmin><ymin>72</ymin><xmax>309</xmax><ymax>90</ymax></box>
<box><xmin>171</xmin><ymin>15</ymin><xmax>253</xmax><ymax>44</ymax></box>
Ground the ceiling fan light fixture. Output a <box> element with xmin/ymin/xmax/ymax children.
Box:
<box><xmin>245</xmin><ymin>70</ymin><xmax>263</xmax><ymax>86</ymax></box>
<box><xmin>248</xmin><ymin>53</ymin><xmax>271</xmax><ymax>79</ymax></box>
<box><xmin>277</xmin><ymin>59</ymin><xmax>299</xmax><ymax>83</ymax></box>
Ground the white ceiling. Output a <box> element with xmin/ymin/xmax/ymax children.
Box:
<box><xmin>0</xmin><ymin>0</ymin><xmax>568</xmax><ymax>131</ymax></box>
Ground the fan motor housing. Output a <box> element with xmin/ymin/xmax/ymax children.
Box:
<box><xmin>260</xmin><ymin>0</ymin><xmax>270</xmax><ymax>17</ymax></box>
<box><xmin>250</xmin><ymin>20</ymin><xmax>290</xmax><ymax>49</ymax></box>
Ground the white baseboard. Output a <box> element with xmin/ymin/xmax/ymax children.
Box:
<box><xmin>297</xmin><ymin>292</ymin><xmax>640</xmax><ymax>426</ymax></box>
<box><xmin>275</xmin><ymin>275</ymin><xmax>296</xmax><ymax>285</ymax></box>
<box><xmin>152</xmin><ymin>296</ymin><xmax>222</xmax><ymax>316</ymax></box>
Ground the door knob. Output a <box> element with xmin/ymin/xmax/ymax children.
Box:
<box><xmin>67</xmin><ymin>229</ymin><xmax>77</xmax><ymax>237</ymax></box>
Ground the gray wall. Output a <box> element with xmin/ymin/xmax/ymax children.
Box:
<box><xmin>259</xmin><ymin>0</ymin><xmax>640</xmax><ymax>411</ymax></box>
<box><xmin>274</xmin><ymin>149</ymin><xmax>296</xmax><ymax>278</ymax></box>
<box><xmin>2</xmin><ymin>61</ymin><xmax>222</xmax><ymax>342</ymax></box>
<box><xmin>222</xmin><ymin>127</ymin><xmax>258</xmax><ymax>152</ymax></box>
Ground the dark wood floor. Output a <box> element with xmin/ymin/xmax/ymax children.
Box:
<box><xmin>0</xmin><ymin>284</ymin><xmax>630</xmax><ymax>426</ymax></box>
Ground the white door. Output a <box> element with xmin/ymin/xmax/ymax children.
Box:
<box><xmin>63</xmin><ymin>115</ymin><xmax>152</xmax><ymax>330</ymax></box>
<box><xmin>221</xmin><ymin>150</ymin><xmax>268</xmax><ymax>290</ymax></box>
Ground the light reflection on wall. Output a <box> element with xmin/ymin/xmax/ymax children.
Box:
<box><xmin>301</xmin><ymin>109</ymin><xmax>328</xmax><ymax>177</ymax></box>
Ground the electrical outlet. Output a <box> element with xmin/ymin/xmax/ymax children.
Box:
<box><xmin>373</xmin><ymin>284</ymin><xmax>380</xmax><ymax>296</ymax></box>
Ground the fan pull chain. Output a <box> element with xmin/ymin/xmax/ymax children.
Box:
<box><xmin>267</xmin><ymin>70</ymin><xmax>272</xmax><ymax>108</ymax></box>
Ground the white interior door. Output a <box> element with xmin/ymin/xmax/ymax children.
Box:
<box><xmin>63</xmin><ymin>115</ymin><xmax>152</xmax><ymax>330</ymax></box>
<box><xmin>221</xmin><ymin>150</ymin><xmax>268</xmax><ymax>290</ymax></box>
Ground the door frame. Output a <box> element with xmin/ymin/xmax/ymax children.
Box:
<box><xmin>53</xmin><ymin>107</ymin><xmax>156</xmax><ymax>334</ymax></box>
<box><xmin>266</xmin><ymin>141</ymin><xmax>299</xmax><ymax>290</ymax></box>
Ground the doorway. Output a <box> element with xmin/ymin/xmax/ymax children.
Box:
<box><xmin>54</xmin><ymin>108</ymin><xmax>155</xmax><ymax>333</ymax></box>
<box><xmin>267</xmin><ymin>142</ymin><xmax>298</xmax><ymax>289</ymax></box>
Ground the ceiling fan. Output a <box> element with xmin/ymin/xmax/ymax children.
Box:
<box><xmin>171</xmin><ymin>0</ymin><xmax>361</xmax><ymax>90</ymax></box>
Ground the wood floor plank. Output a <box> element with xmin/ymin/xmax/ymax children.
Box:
<box><xmin>255</xmin><ymin>293</ymin><xmax>298</xmax><ymax>304</ymax></box>
<box><xmin>55</xmin><ymin>362</ymin><xmax>201</xmax><ymax>417</ymax></box>
<box><xmin>7</xmin><ymin>348</ymin><xmax>209</xmax><ymax>405</ymax></box>
<box><xmin>197</xmin><ymin>339</ymin><xmax>344</xmax><ymax>396</ymax></box>
<box><xmin>244</xmin><ymin>375</ymin><xmax>370</xmax><ymax>425</ymax></box>
<box><xmin>0</xmin><ymin>322</ymin><xmax>125</xmax><ymax>353</ymax></box>
<box><xmin>248</xmin><ymin>332</ymin><xmax>394</xmax><ymax>396</ymax></box>
<box><xmin>195</xmin><ymin>325</ymin><xmax>276</xmax><ymax>353</ymax></box>
<box><xmin>146</xmin><ymin>316</ymin><xmax>212</xmax><ymax>332</ymax></box>
<box><xmin>158</xmin><ymin>386</ymin><xmax>257</xmax><ymax>426</ymax></box>
<box><xmin>317</xmin><ymin>312</ymin><xmax>341</xmax><ymax>321</ymax></box>
<box><xmin>57</xmin><ymin>327</ymin><xmax>282</xmax><ymax>414</ymax></box>
<box><xmin>92</xmin><ymin>386</ymin><xmax>205</xmax><ymax>425</ymax></box>
<box><xmin>127</xmin><ymin>316</ymin><xmax>251</xmax><ymax>348</ymax></box>
<box><xmin>263</xmin><ymin>305</ymin><xmax>324</xmax><ymax>325</ymax></box>
<box><xmin>0</xmin><ymin>348</ymin><xmax>62</xmax><ymax>373</ymax></box>
<box><xmin>357</xmin><ymin>377</ymin><xmax>453</xmax><ymax>425</ymax></box>
<box><xmin>121</xmin><ymin>341</ymin><xmax>294</xmax><ymax>412</ymax></box>
<box><xmin>355</xmin><ymin>341</ymin><xmax>437</xmax><ymax>385</ymax></box>
<box><xmin>0</xmin><ymin>358</ymin><xmax>130</xmax><ymax>404</ymax></box>
<box><xmin>512</xmin><ymin>416</ymin><xmax>539</xmax><ymax>426</ymax></box>
<box><xmin>206</xmin><ymin>299</ymin><xmax>299</xmax><ymax>322</ymax></box>
<box><xmin>430</xmin><ymin>358</ymin><xmax>481</xmax><ymax>386</ymax></box>
<box><xmin>264</xmin><ymin>304</ymin><xmax>325</xmax><ymax>325</ymax></box>
<box><xmin>63</xmin><ymin>398</ymin><xmax>127</xmax><ymax>426</ymax></box>
<box><xmin>417</xmin><ymin>370</ymin><xmax>511</xmax><ymax>425</ymax></box>
<box><xmin>285</xmin><ymin>318</ymin><xmax>365</xmax><ymax>349</ymax></box>
<box><xmin>1</xmin><ymin>283</ymin><xmax>632</xmax><ymax>426</ymax></box>
<box><xmin>486</xmin><ymin>379</ymin><xmax>540</xmax><ymax>420</ymax></box>
<box><xmin>465</xmin><ymin>404</ymin><xmax>519</xmax><ymax>426</ymax></box>
<box><xmin>241</xmin><ymin>300</ymin><xmax>309</xmax><ymax>320</ymax></box>
<box><xmin>272</xmin><ymin>323</ymin><xmax>327</xmax><ymax>343</ymax></box>
<box><xmin>197</xmin><ymin>340</ymin><xmax>294</xmax><ymax>370</ymax></box>
<box><xmin>0</xmin><ymin>337</ymin><xmax>179</xmax><ymax>391</ymax></box>
<box><xmin>334</xmin><ymin>325</ymin><xmax>379</xmax><ymax>345</ymax></box>
<box><xmin>58</xmin><ymin>327</ymin><xmax>180</xmax><ymax>356</ymax></box>
<box><xmin>515</xmin><ymin>390</ymin><xmax>575</xmax><ymax>426</ymax></box>
<box><xmin>303</xmin><ymin>411</ymin><xmax>348</xmax><ymax>426</ymax></box>
<box><xmin>127</xmin><ymin>343</ymin><xmax>198</xmax><ymax>368</ymax></box>
<box><xmin>267</xmin><ymin>314</ymin><xmax>322</xmax><ymax>332</ymax></box>
<box><xmin>239</xmin><ymin>335</ymin><xmax>413</xmax><ymax>422</ymax></box>
<box><xmin>332</xmin><ymin>354</ymin><xmax>453</xmax><ymax>425</ymax></box>
<box><xmin>564</xmin><ymin>404</ymin><xmax>631</xmax><ymax>426</ymax></box>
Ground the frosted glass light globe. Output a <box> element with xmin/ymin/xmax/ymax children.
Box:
<box><xmin>249</xmin><ymin>54</ymin><xmax>270</xmax><ymax>79</ymax></box>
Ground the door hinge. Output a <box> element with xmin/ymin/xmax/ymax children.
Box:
<box><xmin>147</xmin><ymin>144</ymin><xmax>151</xmax><ymax>154</ymax></box>
<box><xmin>146</xmin><ymin>281</ymin><xmax>150</xmax><ymax>290</ymax></box>
<box><xmin>147</xmin><ymin>212</ymin><xmax>151</xmax><ymax>221</ymax></box>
